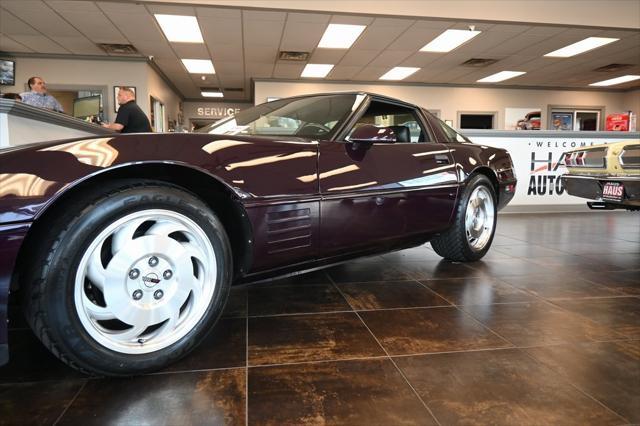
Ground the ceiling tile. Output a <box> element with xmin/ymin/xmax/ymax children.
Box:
<box><xmin>400</xmin><ymin>52</ymin><xmax>446</xmax><ymax>68</ymax></box>
<box><xmin>61</xmin><ymin>11</ymin><xmax>128</xmax><ymax>43</ymax></box>
<box><xmin>368</xmin><ymin>50</ymin><xmax>413</xmax><ymax>68</ymax></box>
<box><xmin>387</xmin><ymin>26</ymin><xmax>444</xmax><ymax>52</ymax></box>
<box><xmin>353</xmin><ymin>19</ymin><xmax>414</xmax><ymax>50</ymax></box>
<box><xmin>280</xmin><ymin>21</ymin><xmax>326</xmax><ymax>51</ymax></box>
<box><xmin>309</xmin><ymin>49</ymin><xmax>347</xmax><ymax>63</ymax></box>
<box><xmin>131</xmin><ymin>40</ymin><xmax>174</xmax><ymax>59</ymax></box>
<box><xmin>243</xmin><ymin>11</ymin><xmax>285</xmax><ymax>22</ymax></box>
<box><xmin>244</xmin><ymin>45</ymin><xmax>277</xmax><ymax>63</ymax></box>
<box><xmin>10</xmin><ymin>34</ymin><xmax>69</xmax><ymax>53</ymax></box>
<box><xmin>49</xmin><ymin>36</ymin><xmax>105</xmax><ymax>55</ymax></box>
<box><xmin>243</xmin><ymin>20</ymin><xmax>284</xmax><ymax>47</ymax></box>
<box><xmin>104</xmin><ymin>13</ymin><xmax>165</xmax><ymax>43</ymax></box>
<box><xmin>0</xmin><ymin>9</ymin><xmax>41</xmax><ymax>36</ymax></box>
<box><xmin>209</xmin><ymin>44</ymin><xmax>244</xmax><ymax>63</ymax></box>
<box><xmin>196</xmin><ymin>7</ymin><xmax>241</xmax><ymax>19</ymax></box>
<box><xmin>412</xmin><ymin>19</ymin><xmax>454</xmax><ymax>30</ymax></box>
<box><xmin>353</xmin><ymin>66</ymin><xmax>389</xmax><ymax>81</ymax></box>
<box><xmin>339</xmin><ymin>49</ymin><xmax>380</xmax><ymax>66</ymax></box>
<box><xmin>246</xmin><ymin>62</ymin><xmax>273</xmax><ymax>78</ymax></box>
<box><xmin>273</xmin><ymin>62</ymin><xmax>305</xmax><ymax>78</ymax></box>
<box><xmin>2</xmin><ymin>5</ymin><xmax>80</xmax><ymax>37</ymax></box>
<box><xmin>96</xmin><ymin>2</ymin><xmax>148</xmax><ymax>14</ymax></box>
<box><xmin>144</xmin><ymin>5</ymin><xmax>196</xmax><ymax>15</ymax></box>
<box><xmin>327</xmin><ymin>65</ymin><xmax>361</xmax><ymax>80</ymax></box>
<box><xmin>171</xmin><ymin>43</ymin><xmax>210</xmax><ymax>59</ymax></box>
<box><xmin>47</xmin><ymin>1</ymin><xmax>100</xmax><ymax>12</ymax></box>
<box><xmin>0</xmin><ymin>33</ymin><xmax>33</xmax><ymax>52</ymax></box>
<box><xmin>200</xmin><ymin>16</ymin><xmax>243</xmax><ymax>43</ymax></box>
<box><xmin>329</xmin><ymin>15</ymin><xmax>373</xmax><ymax>25</ymax></box>
<box><xmin>287</xmin><ymin>12</ymin><xmax>330</xmax><ymax>24</ymax></box>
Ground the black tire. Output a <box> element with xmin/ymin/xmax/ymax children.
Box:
<box><xmin>23</xmin><ymin>180</ymin><xmax>232</xmax><ymax>376</ymax></box>
<box><xmin>431</xmin><ymin>174</ymin><xmax>497</xmax><ymax>262</ymax></box>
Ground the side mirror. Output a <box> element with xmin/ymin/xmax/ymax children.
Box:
<box><xmin>348</xmin><ymin>124</ymin><xmax>397</xmax><ymax>143</ymax></box>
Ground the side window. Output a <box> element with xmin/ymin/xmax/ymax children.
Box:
<box><xmin>347</xmin><ymin>100</ymin><xmax>431</xmax><ymax>143</ymax></box>
<box><xmin>432</xmin><ymin>116</ymin><xmax>468</xmax><ymax>143</ymax></box>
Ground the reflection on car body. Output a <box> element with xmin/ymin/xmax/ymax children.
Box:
<box><xmin>0</xmin><ymin>92</ymin><xmax>516</xmax><ymax>375</ymax></box>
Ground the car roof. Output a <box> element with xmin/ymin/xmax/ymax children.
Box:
<box><xmin>262</xmin><ymin>91</ymin><xmax>417</xmax><ymax>108</ymax></box>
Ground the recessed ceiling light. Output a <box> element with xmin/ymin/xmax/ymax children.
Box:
<box><xmin>181</xmin><ymin>59</ymin><xmax>215</xmax><ymax>74</ymax></box>
<box><xmin>420</xmin><ymin>29</ymin><xmax>481</xmax><ymax>52</ymax></box>
<box><xmin>154</xmin><ymin>14</ymin><xmax>204</xmax><ymax>43</ymax></box>
<box><xmin>379</xmin><ymin>67</ymin><xmax>420</xmax><ymax>80</ymax></box>
<box><xmin>589</xmin><ymin>74</ymin><xmax>640</xmax><ymax>87</ymax></box>
<box><xmin>318</xmin><ymin>24</ymin><xmax>366</xmax><ymax>49</ymax></box>
<box><xmin>301</xmin><ymin>64</ymin><xmax>334</xmax><ymax>78</ymax></box>
<box><xmin>544</xmin><ymin>37</ymin><xmax>619</xmax><ymax>58</ymax></box>
<box><xmin>201</xmin><ymin>91</ymin><xmax>224</xmax><ymax>97</ymax></box>
<box><xmin>477</xmin><ymin>71</ymin><xmax>526</xmax><ymax>83</ymax></box>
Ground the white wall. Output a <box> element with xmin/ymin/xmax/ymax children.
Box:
<box><xmin>3</xmin><ymin>57</ymin><xmax>181</xmax><ymax>126</ymax></box>
<box><xmin>146</xmin><ymin>64</ymin><xmax>181</xmax><ymax>130</ymax></box>
<box><xmin>254</xmin><ymin>80</ymin><xmax>638</xmax><ymax>129</ymax></box>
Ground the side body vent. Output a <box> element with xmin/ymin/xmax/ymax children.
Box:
<box><xmin>266</xmin><ymin>207</ymin><xmax>312</xmax><ymax>254</ymax></box>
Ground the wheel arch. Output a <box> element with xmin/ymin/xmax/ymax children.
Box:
<box><xmin>13</xmin><ymin>162</ymin><xmax>253</xmax><ymax>290</ymax></box>
<box><xmin>469</xmin><ymin>166</ymin><xmax>500</xmax><ymax>202</ymax></box>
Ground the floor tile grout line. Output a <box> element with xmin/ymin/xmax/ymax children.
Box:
<box><xmin>329</xmin><ymin>276</ymin><xmax>443</xmax><ymax>426</ymax></box>
<box><xmin>519</xmin><ymin>346</ymin><xmax>631</xmax><ymax>424</ymax></box>
<box><xmin>52</xmin><ymin>379</ymin><xmax>87</xmax><ymax>426</ymax></box>
<box><xmin>451</xmin><ymin>303</ymin><xmax>519</xmax><ymax>349</ymax></box>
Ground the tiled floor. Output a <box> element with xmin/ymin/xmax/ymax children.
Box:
<box><xmin>1</xmin><ymin>212</ymin><xmax>639</xmax><ymax>425</ymax></box>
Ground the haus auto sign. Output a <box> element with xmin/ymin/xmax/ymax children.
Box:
<box><xmin>465</xmin><ymin>131</ymin><xmax>639</xmax><ymax>206</ymax></box>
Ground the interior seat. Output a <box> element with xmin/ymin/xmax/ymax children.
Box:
<box><xmin>388</xmin><ymin>125</ymin><xmax>411</xmax><ymax>143</ymax></box>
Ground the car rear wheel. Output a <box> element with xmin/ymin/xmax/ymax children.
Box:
<box><xmin>23</xmin><ymin>181</ymin><xmax>232</xmax><ymax>376</ymax></box>
<box><xmin>431</xmin><ymin>174</ymin><xmax>497</xmax><ymax>262</ymax></box>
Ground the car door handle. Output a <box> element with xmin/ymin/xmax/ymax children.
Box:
<box><xmin>434</xmin><ymin>154</ymin><xmax>450</xmax><ymax>164</ymax></box>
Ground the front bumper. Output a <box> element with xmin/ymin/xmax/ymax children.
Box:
<box><xmin>562</xmin><ymin>175</ymin><xmax>640</xmax><ymax>209</ymax></box>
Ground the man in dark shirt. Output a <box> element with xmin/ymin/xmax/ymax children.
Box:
<box><xmin>102</xmin><ymin>87</ymin><xmax>152</xmax><ymax>133</ymax></box>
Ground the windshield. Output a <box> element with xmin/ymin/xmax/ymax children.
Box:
<box><xmin>196</xmin><ymin>94</ymin><xmax>359</xmax><ymax>140</ymax></box>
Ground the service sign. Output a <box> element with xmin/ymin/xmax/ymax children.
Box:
<box><xmin>182</xmin><ymin>102</ymin><xmax>252</xmax><ymax>120</ymax></box>
<box><xmin>464</xmin><ymin>131</ymin><xmax>639</xmax><ymax>206</ymax></box>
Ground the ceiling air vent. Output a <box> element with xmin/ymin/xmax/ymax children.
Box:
<box><xmin>593</xmin><ymin>63</ymin><xmax>632</xmax><ymax>73</ymax></box>
<box><xmin>97</xmin><ymin>43</ymin><xmax>139</xmax><ymax>55</ymax></box>
<box><xmin>278</xmin><ymin>51</ymin><xmax>309</xmax><ymax>61</ymax></box>
<box><xmin>225</xmin><ymin>88</ymin><xmax>244</xmax><ymax>92</ymax></box>
<box><xmin>461</xmin><ymin>58</ymin><xmax>499</xmax><ymax>68</ymax></box>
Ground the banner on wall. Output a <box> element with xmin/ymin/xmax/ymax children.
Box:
<box><xmin>466</xmin><ymin>133</ymin><xmax>639</xmax><ymax>206</ymax></box>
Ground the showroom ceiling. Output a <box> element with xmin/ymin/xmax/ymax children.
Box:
<box><xmin>0</xmin><ymin>0</ymin><xmax>639</xmax><ymax>101</ymax></box>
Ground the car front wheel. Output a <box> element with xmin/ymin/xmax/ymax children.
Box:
<box><xmin>430</xmin><ymin>174</ymin><xmax>497</xmax><ymax>262</ymax></box>
<box><xmin>23</xmin><ymin>181</ymin><xmax>232</xmax><ymax>376</ymax></box>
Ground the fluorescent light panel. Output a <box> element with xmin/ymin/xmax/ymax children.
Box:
<box><xmin>301</xmin><ymin>64</ymin><xmax>334</xmax><ymax>78</ymax></box>
<box><xmin>544</xmin><ymin>37</ymin><xmax>619</xmax><ymax>57</ymax></box>
<box><xmin>379</xmin><ymin>67</ymin><xmax>420</xmax><ymax>80</ymax></box>
<box><xmin>318</xmin><ymin>24</ymin><xmax>366</xmax><ymax>49</ymax></box>
<box><xmin>201</xmin><ymin>91</ymin><xmax>224</xmax><ymax>97</ymax></box>
<box><xmin>182</xmin><ymin>59</ymin><xmax>215</xmax><ymax>74</ymax></box>
<box><xmin>589</xmin><ymin>74</ymin><xmax>640</xmax><ymax>87</ymax></box>
<box><xmin>477</xmin><ymin>71</ymin><xmax>526</xmax><ymax>83</ymax></box>
<box><xmin>154</xmin><ymin>14</ymin><xmax>204</xmax><ymax>43</ymax></box>
<box><xmin>420</xmin><ymin>29</ymin><xmax>481</xmax><ymax>52</ymax></box>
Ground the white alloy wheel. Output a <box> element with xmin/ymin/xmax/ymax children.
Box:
<box><xmin>74</xmin><ymin>209</ymin><xmax>217</xmax><ymax>354</ymax></box>
<box><xmin>464</xmin><ymin>186</ymin><xmax>495</xmax><ymax>251</ymax></box>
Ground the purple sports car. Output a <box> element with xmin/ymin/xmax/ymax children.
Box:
<box><xmin>0</xmin><ymin>93</ymin><xmax>516</xmax><ymax>375</ymax></box>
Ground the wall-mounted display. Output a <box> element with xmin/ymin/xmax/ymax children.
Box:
<box><xmin>114</xmin><ymin>86</ymin><xmax>136</xmax><ymax>112</ymax></box>
<box><xmin>551</xmin><ymin>112</ymin><xmax>573</xmax><ymax>130</ymax></box>
<box><xmin>0</xmin><ymin>59</ymin><xmax>15</xmax><ymax>86</ymax></box>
